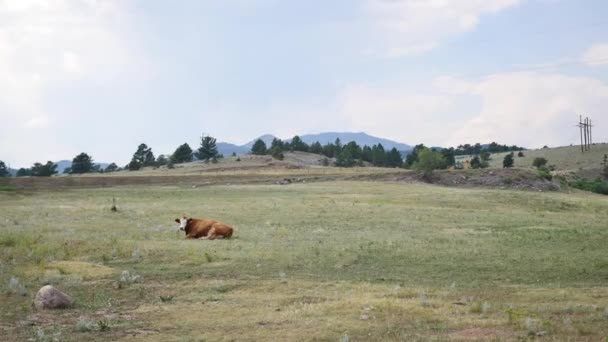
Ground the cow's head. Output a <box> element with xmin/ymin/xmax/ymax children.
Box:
<box><xmin>174</xmin><ymin>217</ymin><xmax>191</xmax><ymax>231</ymax></box>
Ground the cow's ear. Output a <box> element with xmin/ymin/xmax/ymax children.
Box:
<box><xmin>187</xmin><ymin>218</ymin><xmax>192</xmax><ymax>222</ymax></box>
<box><xmin>175</xmin><ymin>218</ymin><xmax>180</xmax><ymax>223</ymax></box>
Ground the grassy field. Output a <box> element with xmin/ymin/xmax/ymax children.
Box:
<box><xmin>1</xmin><ymin>181</ymin><xmax>608</xmax><ymax>341</ymax></box>
<box><xmin>488</xmin><ymin>143</ymin><xmax>608</xmax><ymax>174</ymax></box>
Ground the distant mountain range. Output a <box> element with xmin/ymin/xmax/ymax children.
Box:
<box><xmin>216</xmin><ymin>132</ymin><xmax>412</xmax><ymax>156</ymax></box>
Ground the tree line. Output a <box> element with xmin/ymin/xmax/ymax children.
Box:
<box><xmin>250</xmin><ymin>136</ymin><xmax>404</xmax><ymax>168</ymax></box>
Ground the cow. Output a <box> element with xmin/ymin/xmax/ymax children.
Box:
<box><xmin>175</xmin><ymin>216</ymin><xmax>234</xmax><ymax>240</ymax></box>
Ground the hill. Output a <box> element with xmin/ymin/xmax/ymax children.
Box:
<box><xmin>487</xmin><ymin>143</ymin><xmax>608</xmax><ymax>177</ymax></box>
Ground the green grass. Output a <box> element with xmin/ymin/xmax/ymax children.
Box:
<box><xmin>1</xmin><ymin>182</ymin><xmax>607</xmax><ymax>341</ymax></box>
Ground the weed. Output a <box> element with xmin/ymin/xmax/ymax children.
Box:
<box><xmin>97</xmin><ymin>319</ymin><xmax>110</xmax><ymax>331</ymax></box>
<box><xmin>160</xmin><ymin>295</ymin><xmax>175</xmax><ymax>303</ymax></box>
<box><xmin>75</xmin><ymin>318</ymin><xmax>95</xmax><ymax>332</ymax></box>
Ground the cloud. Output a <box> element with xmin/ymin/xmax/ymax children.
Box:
<box><xmin>444</xmin><ymin>72</ymin><xmax>608</xmax><ymax>147</ymax></box>
<box><xmin>0</xmin><ymin>0</ymin><xmax>138</xmax><ymax>166</ymax></box>
<box><xmin>582</xmin><ymin>43</ymin><xmax>608</xmax><ymax>66</ymax></box>
<box><xmin>363</xmin><ymin>0</ymin><xmax>522</xmax><ymax>57</ymax></box>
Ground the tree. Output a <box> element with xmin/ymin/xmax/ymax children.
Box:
<box><xmin>371</xmin><ymin>144</ymin><xmax>386</xmax><ymax>167</ymax></box>
<box><xmin>31</xmin><ymin>161</ymin><xmax>57</xmax><ymax>177</ymax></box>
<box><xmin>532</xmin><ymin>157</ymin><xmax>548</xmax><ymax>169</ymax></box>
<box><xmin>309</xmin><ymin>142</ymin><xmax>323</xmax><ymax>155</ymax></box>
<box><xmin>156</xmin><ymin>155</ymin><xmax>169</xmax><ymax>167</ymax></box>
<box><xmin>503</xmin><ymin>153</ymin><xmax>514</xmax><ymax>168</ymax></box>
<box><xmin>470</xmin><ymin>156</ymin><xmax>482</xmax><ymax>169</ymax></box>
<box><xmin>171</xmin><ymin>143</ymin><xmax>193</xmax><ymax>164</ymax></box>
<box><xmin>386</xmin><ymin>148</ymin><xmax>403</xmax><ymax>168</ymax></box>
<box><xmin>290</xmin><ymin>136</ymin><xmax>308</xmax><ymax>152</ymax></box>
<box><xmin>195</xmin><ymin>135</ymin><xmax>218</xmax><ymax>162</ymax></box>
<box><xmin>129</xmin><ymin>143</ymin><xmax>152</xmax><ymax>171</ymax></box>
<box><xmin>335</xmin><ymin>149</ymin><xmax>355</xmax><ymax>167</ymax></box>
<box><xmin>270</xmin><ymin>138</ymin><xmax>285</xmax><ymax>152</ymax></box>
<box><xmin>322</xmin><ymin>143</ymin><xmax>337</xmax><ymax>158</ymax></box>
<box><xmin>414</xmin><ymin>148</ymin><xmax>447</xmax><ymax>179</ymax></box>
<box><xmin>440</xmin><ymin>148</ymin><xmax>455</xmax><ymax>166</ymax></box>
<box><xmin>105</xmin><ymin>163</ymin><xmax>118</xmax><ymax>173</ymax></box>
<box><xmin>251</xmin><ymin>139</ymin><xmax>268</xmax><ymax>155</ymax></box>
<box><xmin>0</xmin><ymin>161</ymin><xmax>9</xmax><ymax>177</ymax></box>
<box><xmin>405</xmin><ymin>144</ymin><xmax>426</xmax><ymax>168</ymax></box>
<box><xmin>518</xmin><ymin>151</ymin><xmax>525</xmax><ymax>157</ymax></box>
<box><xmin>270</xmin><ymin>146</ymin><xmax>284</xmax><ymax>160</ymax></box>
<box><xmin>16</xmin><ymin>168</ymin><xmax>31</xmax><ymax>177</ymax></box>
<box><xmin>602</xmin><ymin>154</ymin><xmax>608</xmax><ymax>180</ymax></box>
<box><xmin>143</xmin><ymin>150</ymin><xmax>156</xmax><ymax>167</ymax></box>
<box><xmin>343</xmin><ymin>141</ymin><xmax>362</xmax><ymax>160</ymax></box>
<box><xmin>70</xmin><ymin>152</ymin><xmax>94</xmax><ymax>174</ymax></box>
<box><xmin>480</xmin><ymin>151</ymin><xmax>491</xmax><ymax>162</ymax></box>
<box><xmin>334</xmin><ymin>138</ymin><xmax>342</xmax><ymax>154</ymax></box>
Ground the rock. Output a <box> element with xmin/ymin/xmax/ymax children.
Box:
<box><xmin>34</xmin><ymin>285</ymin><xmax>73</xmax><ymax>310</ymax></box>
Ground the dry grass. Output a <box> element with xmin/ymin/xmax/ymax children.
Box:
<box><xmin>1</xmin><ymin>181</ymin><xmax>607</xmax><ymax>341</ymax></box>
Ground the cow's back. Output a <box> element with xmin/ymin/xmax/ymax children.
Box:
<box><xmin>187</xmin><ymin>219</ymin><xmax>216</xmax><ymax>238</ymax></box>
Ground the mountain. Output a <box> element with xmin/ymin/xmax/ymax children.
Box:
<box><xmin>299</xmin><ymin>132</ymin><xmax>412</xmax><ymax>151</ymax></box>
<box><xmin>216</xmin><ymin>142</ymin><xmax>249</xmax><ymax>156</ymax></box>
<box><xmin>217</xmin><ymin>132</ymin><xmax>412</xmax><ymax>156</ymax></box>
<box><xmin>243</xmin><ymin>134</ymin><xmax>278</xmax><ymax>149</ymax></box>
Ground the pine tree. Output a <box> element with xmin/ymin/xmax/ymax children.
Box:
<box><xmin>129</xmin><ymin>143</ymin><xmax>152</xmax><ymax>171</ymax></box>
<box><xmin>104</xmin><ymin>163</ymin><xmax>118</xmax><ymax>173</ymax></box>
<box><xmin>290</xmin><ymin>136</ymin><xmax>308</xmax><ymax>152</ymax></box>
<box><xmin>156</xmin><ymin>155</ymin><xmax>169</xmax><ymax>167</ymax></box>
<box><xmin>70</xmin><ymin>152</ymin><xmax>94</xmax><ymax>174</ymax></box>
<box><xmin>309</xmin><ymin>142</ymin><xmax>323</xmax><ymax>155</ymax></box>
<box><xmin>361</xmin><ymin>145</ymin><xmax>373</xmax><ymax>163</ymax></box>
<box><xmin>143</xmin><ymin>150</ymin><xmax>156</xmax><ymax>167</ymax></box>
<box><xmin>503</xmin><ymin>153</ymin><xmax>514</xmax><ymax>168</ymax></box>
<box><xmin>195</xmin><ymin>135</ymin><xmax>218</xmax><ymax>162</ymax></box>
<box><xmin>251</xmin><ymin>139</ymin><xmax>268</xmax><ymax>155</ymax></box>
<box><xmin>171</xmin><ymin>143</ymin><xmax>193</xmax><ymax>164</ymax></box>
<box><xmin>334</xmin><ymin>138</ymin><xmax>342</xmax><ymax>154</ymax></box>
<box><xmin>386</xmin><ymin>148</ymin><xmax>403</xmax><ymax>168</ymax></box>
<box><xmin>31</xmin><ymin>161</ymin><xmax>57</xmax><ymax>177</ymax></box>
<box><xmin>270</xmin><ymin>138</ymin><xmax>285</xmax><ymax>151</ymax></box>
<box><xmin>335</xmin><ymin>149</ymin><xmax>355</xmax><ymax>167</ymax></box>
<box><xmin>16</xmin><ymin>168</ymin><xmax>31</xmax><ymax>177</ymax></box>
<box><xmin>405</xmin><ymin>144</ymin><xmax>426</xmax><ymax>168</ymax></box>
<box><xmin>371</xmin><ymin>144</ymin><xmax>386</xmax><ymax>167</ymax></box>
<box><xmin>0</xmin><ymin>161</ymin><xmax>9</xmax><ymax>177</ymax></box>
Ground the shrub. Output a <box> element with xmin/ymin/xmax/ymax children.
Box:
<box><xmin>75</xmin><ymin>318</ymin><xmax>95</xmax><ymax>332</ymax></box>
<box><xmin>503</xmin><ymin>153</ymin><xmax>514</xmax><ymax>168</ymax></box>
<box><xmin>518</xmin><ymin>151</ymin><xmax>525</xmax><ymax>157</ymax></box>
<box><xmin>537</xmin><ymin>167</ymin><xmax>552</xmax><ymax>181</ymax></box>
<box><xmin>571</xmin><ymin>177</ymin><xmax>608</xmax><ymax>195</ymax></box>
<box><xmin>532</xmin><ymin>157</ymin><xmax>548</xmax><ymax>169</ymax></box>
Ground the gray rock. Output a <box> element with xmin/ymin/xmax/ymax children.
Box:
<box><xmin>33</xmin><ymin>285</ymin><xmax>73</xmax><ymax>310</ymax></box>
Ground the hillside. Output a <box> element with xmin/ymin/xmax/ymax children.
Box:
<box><xmin>487</xmin><ymin>143</ymin><xmax>608</xmax><ymax>177</ymax></box>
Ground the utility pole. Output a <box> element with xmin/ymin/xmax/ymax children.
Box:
<box><xmin>578</xmin><ymin>115</ymin><xmax>584</xmax><ymax>153</ymax></box>
<box><xmin>577</xmin><ymin>115</ymin><xmax>594</xmax><ymax>152</ymax></box>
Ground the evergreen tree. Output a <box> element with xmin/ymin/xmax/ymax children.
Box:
<box><xmin>195</xmin><ymin>135</ymin><xmax>218</xmax><ymax>162</ymax></box>
<box><xmin>440</xmin><ymin>147</ymin><xmax>455</xmax><ymax>166</ymax></box>
<box><xmin>129</xmin><ymin>143</ymin><xmax>152</xmax><ymax>171</ymax></box>
<box><xmin>290</xmin><ymin>136</ymin><xmax>308</xmax><ymax>152</ymax></box>
<box><xmin>270</xmin><ymin>146</ymin><xmax>284</xmax><ymax>160</ymax></box>
<box><xmin>334</xmin><ymin>138</ymin><xmax>343</xmax><ymax>154</ymax></box>
<box><xmin>31</xmin><ymin>161</ymin><xmax>57</xmax><ymax>177</ymax></box>
<box><xmin>0</xmin><ymin>161</ymin><xmax>9</xmax><ymax>177</ymax></box>
<box><xmin>361</xmin><ymin>145</ymin><xmax>373</xmax><ymax>163</ymax></box>
<box><xmin>270</xmin><ymin>138</ymin><xmax>285</xmax><ymax>151</ymax></box>
<box><xmin>503</xmin><ymin>153</ymin><xmax>514</xmax><ymax>168</ymax></box>
<box><xmin>70</xmin><ymin>152</ymin><xmax>94</xmax><ymax>174</ymax></box>
<box><xmin>143</xmin><ymin>150</ymin><xmax>156</xmax><ymax>167</ymax></box>
<box><xmin>322</xmin><ymin>143</ymin><xmax>337</xmax><ymax>158</ymax></box>
<box><xmin>371</xmin><ymin>144</ymin><xmax>386</xmax><ymax>167</ymax></box>
<box><xmin>251</xmin><ymin>139</ymin><xmax>268</xmax><ymax>155</ymax></box>
<box><xmin>343</xmin><ymin>141</ymin><xmax>362</xmax><ymax>160</ymax></box>
<box><xmin>335</xmin><ymin>149</ymin><xmax>355</xmax><ymax>167</ymax></box>
<box><xmin>386</xmin><ymin>148</ymin><xmax>403</xmax><ymax>168</ymax></box>
<box><xmin>309</xmin><ymin>141</ymin><xmax>323</xmax><ymax>155</ymax></box>
<box><xmin>16</xmin><ymin>168</ymin><xmax>31</xmax><ymax>177</ymax></box>
<box><xmin>105</xmin><ymin>163</ymin><xmax>118</xmax><ymax>173</ymax></box>
<box><xmin>171</xmin><ymin>143</ymin><xmax>193</xmax><ymax>164</ymax></box>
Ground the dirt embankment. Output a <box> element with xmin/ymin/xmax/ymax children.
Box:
<box><xmin>1</xmin><ymin>168</ymin><xmax>557</xmax><ymax>191</ymax></box>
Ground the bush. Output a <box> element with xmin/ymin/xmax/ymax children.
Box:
<box><xmin>518</xmin><ymin>151</ymin><xmax>525</xmax><ymax>157</ymax></box>
<box><xmin>503</xmin><ymin>153</ymin><xmax>514</xmax><ymax>168</ymax></box>
<box><xmin>571</xmin><ymin>177</ymin><xmax>608</xmax><ymax>195</ymax></box>
<box><xmin>532</xmin><ymin>157</ymin><xmax>548</xmax><ymax>169</ymax></box>
<box><xmin>537</xmin><ymin>167</ymin><xmax>552</xmax><ymax>181</ymax></box>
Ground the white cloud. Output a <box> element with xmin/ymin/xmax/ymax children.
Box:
<box><xmin>0</xmin><ymin>0</ymin><xmax>137</xmax><ymax>166</ymax></box>
<box><xmin>582</xmin><ymin>43</ymin><xmax>608</xmax><ymax>66</ymax></box>
<box><xmin>364</xmin><ymin>0</ymin><xmax>523</xmax><ymax>57</ymax></box>
<box><xmin>445</xmin><ymin>72</ymin><xmax>608</xmax><ymax>147</ymax></box>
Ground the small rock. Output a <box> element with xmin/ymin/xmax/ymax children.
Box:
<box><xmin>34</xmin><ymin>285</ymin><xmax>73</xmax><ymax>310</ymax></box>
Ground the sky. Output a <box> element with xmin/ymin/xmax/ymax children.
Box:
<box><xmin>1</xmin><ymin>0</ymin><xmax>608</xmax><ymax>168</ymax></box>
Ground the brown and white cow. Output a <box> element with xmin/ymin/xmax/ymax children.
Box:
<box><xmin>175</xmin><ymin>216</ymin><xmax>234</xmax><ymax>240</ymax></box>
